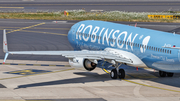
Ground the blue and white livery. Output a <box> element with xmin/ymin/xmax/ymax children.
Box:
<box><xmin>3</xmin><ymin>20</ymin><xmax>180</xmax><ymax>79</ymax></box>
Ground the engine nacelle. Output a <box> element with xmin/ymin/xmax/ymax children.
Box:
<box><xmin>69</xmin><ymin>57</ymin><xmax>97</xmax><ymax>71</ymax></box>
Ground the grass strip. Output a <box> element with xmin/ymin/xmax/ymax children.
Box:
<box><xmin>0</xmin><ymin>10</ymin><xmax>180</xmax><ymax>22</ymax></box>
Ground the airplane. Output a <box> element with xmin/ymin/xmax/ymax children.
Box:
<box><xmin>2</xmin><ymin>20</ymin><xmax>180</xmax><ymax>79</ymax></box>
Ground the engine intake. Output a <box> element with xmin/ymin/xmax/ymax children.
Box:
<box><xmin>69</xmin><ymin>58</ymin><xmax>97</xmax><ymax>71</ymax></box>
<box><xmin>83</xmin><ymin>59</ymin><xmax>97</xmax><ymax>71</ymax></box>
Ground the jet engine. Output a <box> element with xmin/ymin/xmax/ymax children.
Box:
<box><xmin>69</xmin><ymin>57</ymin><xmax>97</xmax><ymax>71</ymax></box>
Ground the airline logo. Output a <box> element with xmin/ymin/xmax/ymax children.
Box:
<box><xmin>76</xmin><ymin>24</ymin><xmax>150</xmax><ymax>53</ymax></box>
<box><xmin>4</xmin><ymin>41</ymin><xmax>7</xmax><ymax>45</ymax></box>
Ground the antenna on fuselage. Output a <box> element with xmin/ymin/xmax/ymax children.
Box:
<box><xmin>173</xmin><ymin>32</ymin><xmax>175</xmax><ymax>35</ymax></box>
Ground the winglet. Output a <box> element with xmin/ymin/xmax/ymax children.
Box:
<box><xmin>3</xmin><ymin>29</ymin><xmax>8</xmax><ymax>53</ymax></box>
<box><xmin>3</xmin><ymin>53</ymin><xmax>9</xmax><ymax>64</ymax></box>
<box><xmin>3</xmin><ymin>29</ymin><xmax>9</xmax><ymax>63</ymax></box>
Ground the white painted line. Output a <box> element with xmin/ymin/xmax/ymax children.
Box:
<box><xmin>90</xmin><ymin>10</ymin><xmax>104</xmax><ymax>12</ymax></box>
<box><xmin>52</xmin><ymin>21</ymin><xmax>67</xmax><ymax>23</ymax></box>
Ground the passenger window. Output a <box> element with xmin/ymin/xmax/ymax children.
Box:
<box><xmin>167</xmin><ymin>50</ymin><xmax>169</xmax><ymax>54</ymax></box>
<box><xmin>170</xmin><ymin>50</ymin><xmax>171</xmax><ymax>54</ymax></box>
<box><xmin>162</xmin><ymin>49</ymin><xmax>164</xmax><ymax>53</ymax></box>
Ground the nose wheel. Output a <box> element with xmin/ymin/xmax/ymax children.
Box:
<box><xmin>110</xmin><ymin>68</ymin><xmax>125</xmax><ymax>79</ymax></box>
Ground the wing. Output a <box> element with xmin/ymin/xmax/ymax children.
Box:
<box><xmin>3</xmin><ymin>29</ymin><xmax>139</xmax><ymax>66</ymax></box>
<box><xmin>4</xmin><ymin>50</ymin><xmax>133</xmax><ymax>65</ymax></box>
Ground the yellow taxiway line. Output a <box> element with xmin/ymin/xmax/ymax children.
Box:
<box><xmin>0</xmin><ymin>26</ymin><xmax>70</xmax><ymax>30</ymax></box>
<box><xmin>7</xmin><ymin>22</ymin><xmax>45</xmax><ymax>34</ymax></box>
<box><xmin>20</xmin><ymin>30</ymin><xmax>68</xmax><ymax>36</ymax></box>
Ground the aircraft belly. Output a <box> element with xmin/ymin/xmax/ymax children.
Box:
<box><xmin>142</xmin><ymin>57</ymin><xmax>180</xmax><ymax>73</ymax></box>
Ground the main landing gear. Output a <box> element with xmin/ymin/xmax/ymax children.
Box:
<box><xmin>159</xmin><ymin>71</ymin><xmax>174</xmax><ymax>77</ymax></box>
<box><xmin>110</xmin><ymin>63</ymin><xmax>125</xmax><ymax>79</ymax></box>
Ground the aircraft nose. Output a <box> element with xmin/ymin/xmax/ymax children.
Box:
<box><xmin>67</xmin><ymin>23</ymin><xmax>79</xmax><ymax>50</ymax></box>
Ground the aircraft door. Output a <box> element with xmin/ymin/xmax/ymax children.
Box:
<box><xmin>178</xmin><ymin>50</ymin><xmax>180</xmax><ymax>62</ymax></box>
<box><xmin>71</xmin><ymin>24</ymin><xmax>79</xmax><ymax>41</ymax></box>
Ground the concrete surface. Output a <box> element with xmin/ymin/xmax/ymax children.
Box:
<box><xmin>0</xmin><ymin>60</ymin><xmax>179</xmax><ymax>100</ymax></box>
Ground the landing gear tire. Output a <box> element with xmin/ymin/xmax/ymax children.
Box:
<box><xmin>167</xmin><ymin>73</ymin><xmax>174</xmax><ymax>77</ymax></box>
<box><xmin>118</xmin><ymin>69</ymin><xmax>125</xmax><ymax>79</ymax></box>
<box><xmin>159</xmin><ymin>71</ymin><xmax>166</xmax><ymax>77</ymax></box>
<box><xmin>110</xmin><ymin>69</ymin><xmax>117</xmax><ymax>79</ymax></box>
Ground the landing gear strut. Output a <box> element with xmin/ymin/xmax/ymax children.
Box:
<box><xmin>159</xmin><ymin>71</ymin><xmax>174</xmax><ymax>77</ymax></box>
<box><xmin>110</xmin><ymin>63</ymin><xmax>125</xmax><ymax>79</ymax></box>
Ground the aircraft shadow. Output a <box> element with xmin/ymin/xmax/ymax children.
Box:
<box><xmin>15</xmin><ymin>69</ymin><xmax>180</xmax><ymax>89</ymax></box>
<box><xmin>15</xmin><ymin>72</ymin><xmax>111</xmax><ymax>89</ymax></box>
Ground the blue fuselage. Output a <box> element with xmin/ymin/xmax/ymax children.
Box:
<box><xmin>68</xmin><ymin>20</ymin><xmax>180</xmax><ymax>73</ymax></box>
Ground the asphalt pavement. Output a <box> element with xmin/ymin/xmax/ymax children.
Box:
<box><xmin>0</xmin><ymin>1</ymin><xmax>180</xmax><ymax>12</ymax></box>
<box><xmin>1</xmin><ymin>19</ymin><xmax>180</xmax><ymax>61</ymax></box>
